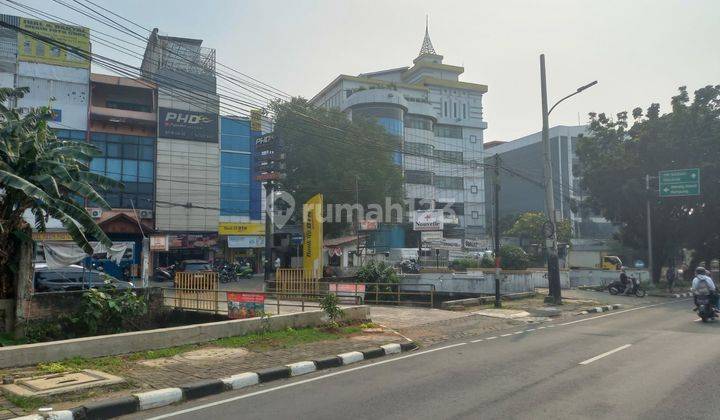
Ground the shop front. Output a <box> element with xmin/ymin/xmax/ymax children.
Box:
<box><xmin>151</xmin><ymin>233</ymin><xmax>219</xmax><ymax>268</ymax></box>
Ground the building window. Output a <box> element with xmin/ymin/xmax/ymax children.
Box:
<box><xmin>443</xmin><ymin>102</ymin><xmax>448</xmax><ymax>117</ymax></box>
<box><xmin>463</xmin><ymin>104</ymin><xmax>467</xmax><ymax>119</ymax></box>
<box><xmin>404</xmin><ymin>142</ymin><xmax>433</xmax><ymax>156</ymax></box>
<box><xmin>405</xmin><ymin>170</ymin><xmax>432</xmax><ymax>185</ymax></box>
<box><xmin>469</xmin><ymin>135</ymin><xmax>477</xmax><ymax>143</ymax></box>
<box><xmin>471</xmin><ymin>211</ymin><xmax>480</xmax><ymax>220</ymax></box>
<box><xmin>434</xmin><ymin>124</ymin><xmax>463</xmax><ymax>139</ymax></box>
<box><xmin>470</xmin><ymin>185</ymin><xmax>479</xmax><ymax>194</ymax></box>
<box><xmin>434</xmin><ymin>176</ymin><xmax>463</xmax><ymax>190</ymax></box>
<box><xmin>433</xmin><ymin>149</ymin><xmax>463</xmax><ymax>164</ymax></box>
<box><xmin>453</xmin><ymin>103</ymin><xmax>457</xmax><ymax>118</ymax></box>
<box><xmin>404</xmin><ymin>116</ymin><xmax>433</xmax><ymax>131</ymax></box>
<box><xmin>89</xmin><ymin>133</ymin><xmax>155</xmax><ymax>209</ymax></box>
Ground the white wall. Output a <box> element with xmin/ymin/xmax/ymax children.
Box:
<box><xmin>155</xmin><ymin>138</ymin><xmax>220</xmax><ymax>231</ymax></box>
<box><xmin>16</xmin><ymin>62</ymin><xmax>89</xmax><ymax>131</ymax></box>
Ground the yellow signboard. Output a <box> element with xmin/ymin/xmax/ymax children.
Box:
<box><xmin>303</xmin><ymin>194</ymin><xmax>323</xmax><ymax>279</ymax></box>
<box><xmin>250</xmin><ymin>109</ymin><xmax>262</xmax><ymax>132</ymax></box>
<box><xmin>18</xmin><ymin>17</ymin><xmax>90</xmax><ymax>69</ymax></box>
<box><xmin>218</xmin><ymin>222</ymin><xmax>264</xmax><ymax>236</ymax></box>
<box><xmin>32</xmin><ymin>231</ymin><xmax>72</xmax><ymax>241</ymax></box>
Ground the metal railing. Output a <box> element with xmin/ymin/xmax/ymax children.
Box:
<box><xmin>162</xmin><ymin>282</ymin><xmax>437</xmax><ymax>316</ymax></box>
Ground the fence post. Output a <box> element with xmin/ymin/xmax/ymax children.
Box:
<box><xmin>277</xmin><ymin>293</ymin><xmax>280</xmax><ymax>315</ymax></box>
<box><xmin>397</xmin><ymin>284</ymin><xmax>400</xmax><ymax>305</ymax></box>
<box><xmin>430</xmin><ymin>285</ymin><xmax>434</xmax><ymax>308</ymax></box>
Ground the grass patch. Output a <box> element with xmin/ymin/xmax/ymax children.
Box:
<box><xmin>4</xmin><ymin>393</ymin><xmax>46</xmax><ymax>411</ymax></box>
<box><xmin>213</xmin><ymin>327</ymin><xmax>342</xmax><ymax>351</ymax></box>
<box><xmin>0</xmin><ymin>333</ymin><xmax>27</xmax><ymax>347</ymax></box>
<box><xmin>30</xmin><ymin>325</ymin><xmax>364</xmax><ymax>374</ymax></box>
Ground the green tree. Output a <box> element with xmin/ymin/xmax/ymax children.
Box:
<box><xmin>506</xmin><ymin>212</ymin><xmax>572</xmax><ymax>246</ymax></box>
<box><xmin>0</xmin><ymin>87</ymin><xmax>120</xmax><ymax>299</ymax></box>
<box><xmin>271</xmin><ymin>98</ymin><xmax>404</xmax><ymax>237</ymax></box>
<box><xmin>576</xmin><ymin>85</ymin><xmax>720</xmax><ymax>282</ymax></box>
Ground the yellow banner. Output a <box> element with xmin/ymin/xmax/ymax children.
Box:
<box><xmin>303</xmin><ymin>194</ymin><xmax>323</xmax><ymax>279</ymax></box>
<box><xmin>218</xmin><ymin>222</ymin><xmax>264</xmax><ymax>236</ymax></box>
<box><xmin>250</xmin><ymin>109</ymin><xmax>262</xmax><ymax>132</ymax></box>
<box><xmin>32</xmin><ymin>231</ymin><xmax>72</xmax><ymax>241</ymax></box>
<box><xmin>18</xmin><ymin>18</ymin><xmax>90</xmax><ymax>69</ymax></box>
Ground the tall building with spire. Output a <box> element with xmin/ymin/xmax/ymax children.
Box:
<box><xmin>311</xmin><ymin>23</ymin><xmax>488</xmax><ymax>250</ymax></box>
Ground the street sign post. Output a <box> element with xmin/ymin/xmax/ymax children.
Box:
<box><xmin>659</xmin><ymin>168</ymin><xmax>700</xmax><ymax>197</ymax></box>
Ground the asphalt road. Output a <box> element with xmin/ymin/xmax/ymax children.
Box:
<box><xmin>135</xmin><ymin>298</ymin><xmax>720</xmax><ymax>420</ymax></box>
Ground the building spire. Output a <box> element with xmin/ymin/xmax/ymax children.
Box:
<box><xmin>419</xmin><ymin>15</ymin><xmax>437</xmax><ymax>56</ymax></box>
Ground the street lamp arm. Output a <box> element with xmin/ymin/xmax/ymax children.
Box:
<box><xmin>548</xmin><ymin>80</ymin><xmax>598</xmax><ymax>116</ymax></box>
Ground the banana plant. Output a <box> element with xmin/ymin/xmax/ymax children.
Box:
<box><xmin>0</xmin><ymin>87</ymin><xmax>122</xmax><ymax>298</ymax></box>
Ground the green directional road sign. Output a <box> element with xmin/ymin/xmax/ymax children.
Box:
<box><xmin>659</xmin><ymin>168</ymin><xmax>700</xmax><ymax>197</ymax></box>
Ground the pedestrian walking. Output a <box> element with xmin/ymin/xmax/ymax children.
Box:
<box><xmin>666</xmin><ymin>264</ymin><xmax>676</xmax><ymax>293</ymax></box>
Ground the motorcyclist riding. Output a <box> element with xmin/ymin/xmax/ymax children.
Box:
<box><xmin>691</xmin><ymin>266</ymin><xmax>718</xmax><ymax>310</ymax></box>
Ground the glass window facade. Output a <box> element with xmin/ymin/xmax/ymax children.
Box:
<box><xmin>89</xmin><ymin>132</ymin><xmax>155</xmax><ymax>209</ymax></box>
<box><xmin>404</xmin><ymin>116</ymin><xmax>433</xmax><ymax>131</ymax></box>
<box><xmin>405</xmin><ymin>170</ymin><xmax>432</xmax><ymax>185</ymax></box>
<box><xmin>221</xmin><ymin>117</ymin><xmax>256</xmax><ymax>217</ymax></box>
<box><xmin>434</xmin><ymin>124</ymin><xmax>463</xmax><ymax>139</ymax></box>
<box><xmin>433</xmin><ymin>149</ymin><xmax>463</xmax><ymax>164</ymax></box>
<box><xmin>435</xmin><ymin>176</ymin><xmax>464</xmax><ymax>190</ymax></box>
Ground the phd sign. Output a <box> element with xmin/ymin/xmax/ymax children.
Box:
<box><xmin>659</xmin><ymin>168</ymin><xmax>700</xmax><ymax>197</ymax></box>
<box><xmin>159</xmin><ymin>108</ymin><xmax>218</xmax><ymax>142</ymax></box>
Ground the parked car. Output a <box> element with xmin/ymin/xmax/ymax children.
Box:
<box><xmin>33</xmin><ymin>263</ymin><xmax>134</xmax><ymax>293</ymax></box>
<box><xmin>175</xmin><ymin>260</ymin><xmax>213</xmax><ymax>272</ymax></box>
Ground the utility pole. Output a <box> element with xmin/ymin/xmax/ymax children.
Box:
<box><xmin>539</xmin><ymin>54</ymin><xmax>597</xmax><ymax>305</ymax></box>
<box><xmin>263</xmin><ymin>181</ymin><xmax>273</xmax><ymax>283</ymax></box>
<box><xmin>355</xmin><ymin>175</ymin><xmax>361</xmax><ymax>266</ymax></box>
<box><xmin>540</xmin><ymin>54</ymin><xmax>561</xmax><ymax>304</ymax></box>
<box><xmin>646</xmin><ymin>174</ymin><xmax>653</xmax><ymax>281</ymax></box>
<box><xmin>493</xmin><ymin>153</ymin><xmax>502</xmax><ymax>308</ymax></box>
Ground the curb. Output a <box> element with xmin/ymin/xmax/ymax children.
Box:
<box><xmin>579</xmin><ymin>304</ymin><xmax>622</xmax><ymax>315</ymax></box>
<box><xmin>24</xmin><ymin>341</ymin><xmax>418</xmax><ymax>420</ymax></box>
<box><xmin>672</xmin><ymin>292</ymin><xmax>693</xmax><ymax>298</ymax></box>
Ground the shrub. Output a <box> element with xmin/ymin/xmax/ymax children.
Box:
<box><xmin>357</xmin><ymin>260</ymin><xmax>398</xmax><ymax>284</ymax></box>
<box><xmin>319</xmin><ymin>293</ymin><xmax>344</xmax><ymax>328</ymax></box>
<box><xmin>499</xmin><ymin>245</ymin><xmax>530</xmax><ymax>270</ymax></box>
<box><xmin>357</xmin><ymin>260</ymin><xmax>399</xmax><ymax>302</ymax></box>
<box><xmin>481</xmin><ymin>255</ymin><xmax>495</xmax><ymax>268</ymax></box>
<box><xmin>69</xmin><ymin>287</ymin><xmax>148</xmax><ymax>335</ymax></box>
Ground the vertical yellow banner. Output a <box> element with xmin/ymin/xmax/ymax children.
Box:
<box><xmin>303</xmin><ymin>194</ymin><xmax>323</xmax><ymax>279</ymax></box>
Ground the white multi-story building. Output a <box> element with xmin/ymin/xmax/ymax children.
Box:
<box><xmin>311</xmin><ymin>25</ymin><xmax>488</xmax><ymax>245</ymax></box>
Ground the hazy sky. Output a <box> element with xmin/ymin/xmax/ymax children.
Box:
<box><xmin>16</xmin><ymin>0</ymin><xmax>720</xmax><ymax>142</ymax></box>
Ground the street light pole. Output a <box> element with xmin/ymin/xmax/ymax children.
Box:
<box><xmin>540</xmin><ymin>54</ymin><xmax>561</xmax><ymax>304</ymax></box>
<box><xmin>646</xmin><ymin>174</ymin><xmax>653</xmax><ymax>281</ymax></box>
<box><xmin>539</xmin><ymin>54</ymin><xmax>597</xmax><ymax>304</ymax></box>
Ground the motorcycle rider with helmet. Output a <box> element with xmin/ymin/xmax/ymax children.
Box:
<box><xmin>691</xmin><ymin>266</ymin><xmax>718</xmax><ymax>310</ymax></box>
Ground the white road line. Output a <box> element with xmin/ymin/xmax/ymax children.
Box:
<box><xmin>579</xmin><ymin>344</ymin><xmax>632</xmax><ymax>365</ymax></box>
<box><xmin>500</xmin><ymin>333</ymin><xmax>513</xmax><ymax>337</ymax></box>
<box><xmin>470</xmin><ymin>338</ymin><xmax>484</xmax><ymax>343</ymax></box>
<box><xmin>486</xmin><ymin>336</ymin><xmax>498</xmax><ymax>340</ymax></box>
<box><xmin>525</xmin><ymin>328</ymin><xmax>536</xmax><ymax>332</ymax></box>
<box><xmin>559</xmin><ymin>299</ymin><xmax>689</xmax><ymax>326</ymax></box>
<box><xmin>537</xmin><ymin>326</ymin><xmax>546</xmax><ymax>330</ymax></box>
<box><xmin>513</xmin><ymin>331</ymin><xmax>523</xmax><ymax>335</ymax></box>
<box><xmin>146</xmin><ymin>342</ymin><xmax>468</xmax><ymax>419</ymax></box>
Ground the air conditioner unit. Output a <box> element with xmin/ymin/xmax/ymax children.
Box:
<box><xmin>138</xmin><ymin>210</ymin><xmax>153</xmax><ymax>219</ymax></box>
<box><xmin>89</xmin><ymin>208</ymin><xmax>103</xmax><ymax>219</ymax></box>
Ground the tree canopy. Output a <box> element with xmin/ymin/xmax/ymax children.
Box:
<box><xmin>576</xmin><ymin>85</ymin><xmax>720</xmax><ymax>281</ymax></box>
<box><xmin>271</xmin><ymin>98</ymin><xmax>404</xmax><ymax>237</ymax></box>
<box><xmin>0</xmin><ymin>87</ymin><xmax>120</xmax><ymax>298</ymax></box>
<box><xmin>506</xmin><ymin>211</ymin><xmax>572</xmax><ymax>246</ymax></box>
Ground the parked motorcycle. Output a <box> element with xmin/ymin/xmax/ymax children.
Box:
<box><xmin>154</xmin><ymin>265</ymin><xmax>174</xmax><ymax>282</ymax></box>
<box><xmin>608</xmin><ymin>277</ymin><xmax>646</xmax><ymax>297</ymax></box>
<box><xmin>235</xmin><ymin>263</ymin><xmax>253</xmax><ymax>279</ymax></box>
<box><xmin>399</xmin><ymin>259</ymin><xmax>421</xmax><ymax>274</ymax></box>
<box><xmin>693</xmin><ymin>288</ymin><xmax>718</xmax><ymax>322</ymax></box>
<box><xmin>218</xmin><ymin>263</ymin><xmax>238</xmax><ymax>283</ymax></box>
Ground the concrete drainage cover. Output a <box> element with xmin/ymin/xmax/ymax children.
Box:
<box><xmin>139</xmin><ymin>347</ymin><xmax>249</xmax><ymax>367</ymax></box>
<box><xmin>1</xmin><ymin>370</ymin><xmax>124</xmax><ymax>397</ymax></box>
<box><xmin>473</xmin><ymin>309</ymin><xmax>532</xmax><ymax>319</ymax></box>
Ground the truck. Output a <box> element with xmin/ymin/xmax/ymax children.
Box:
<box><xmin>568</xmin><ymin>250</ymin><xmax>623</xmax><ymax>270</ymax></box>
